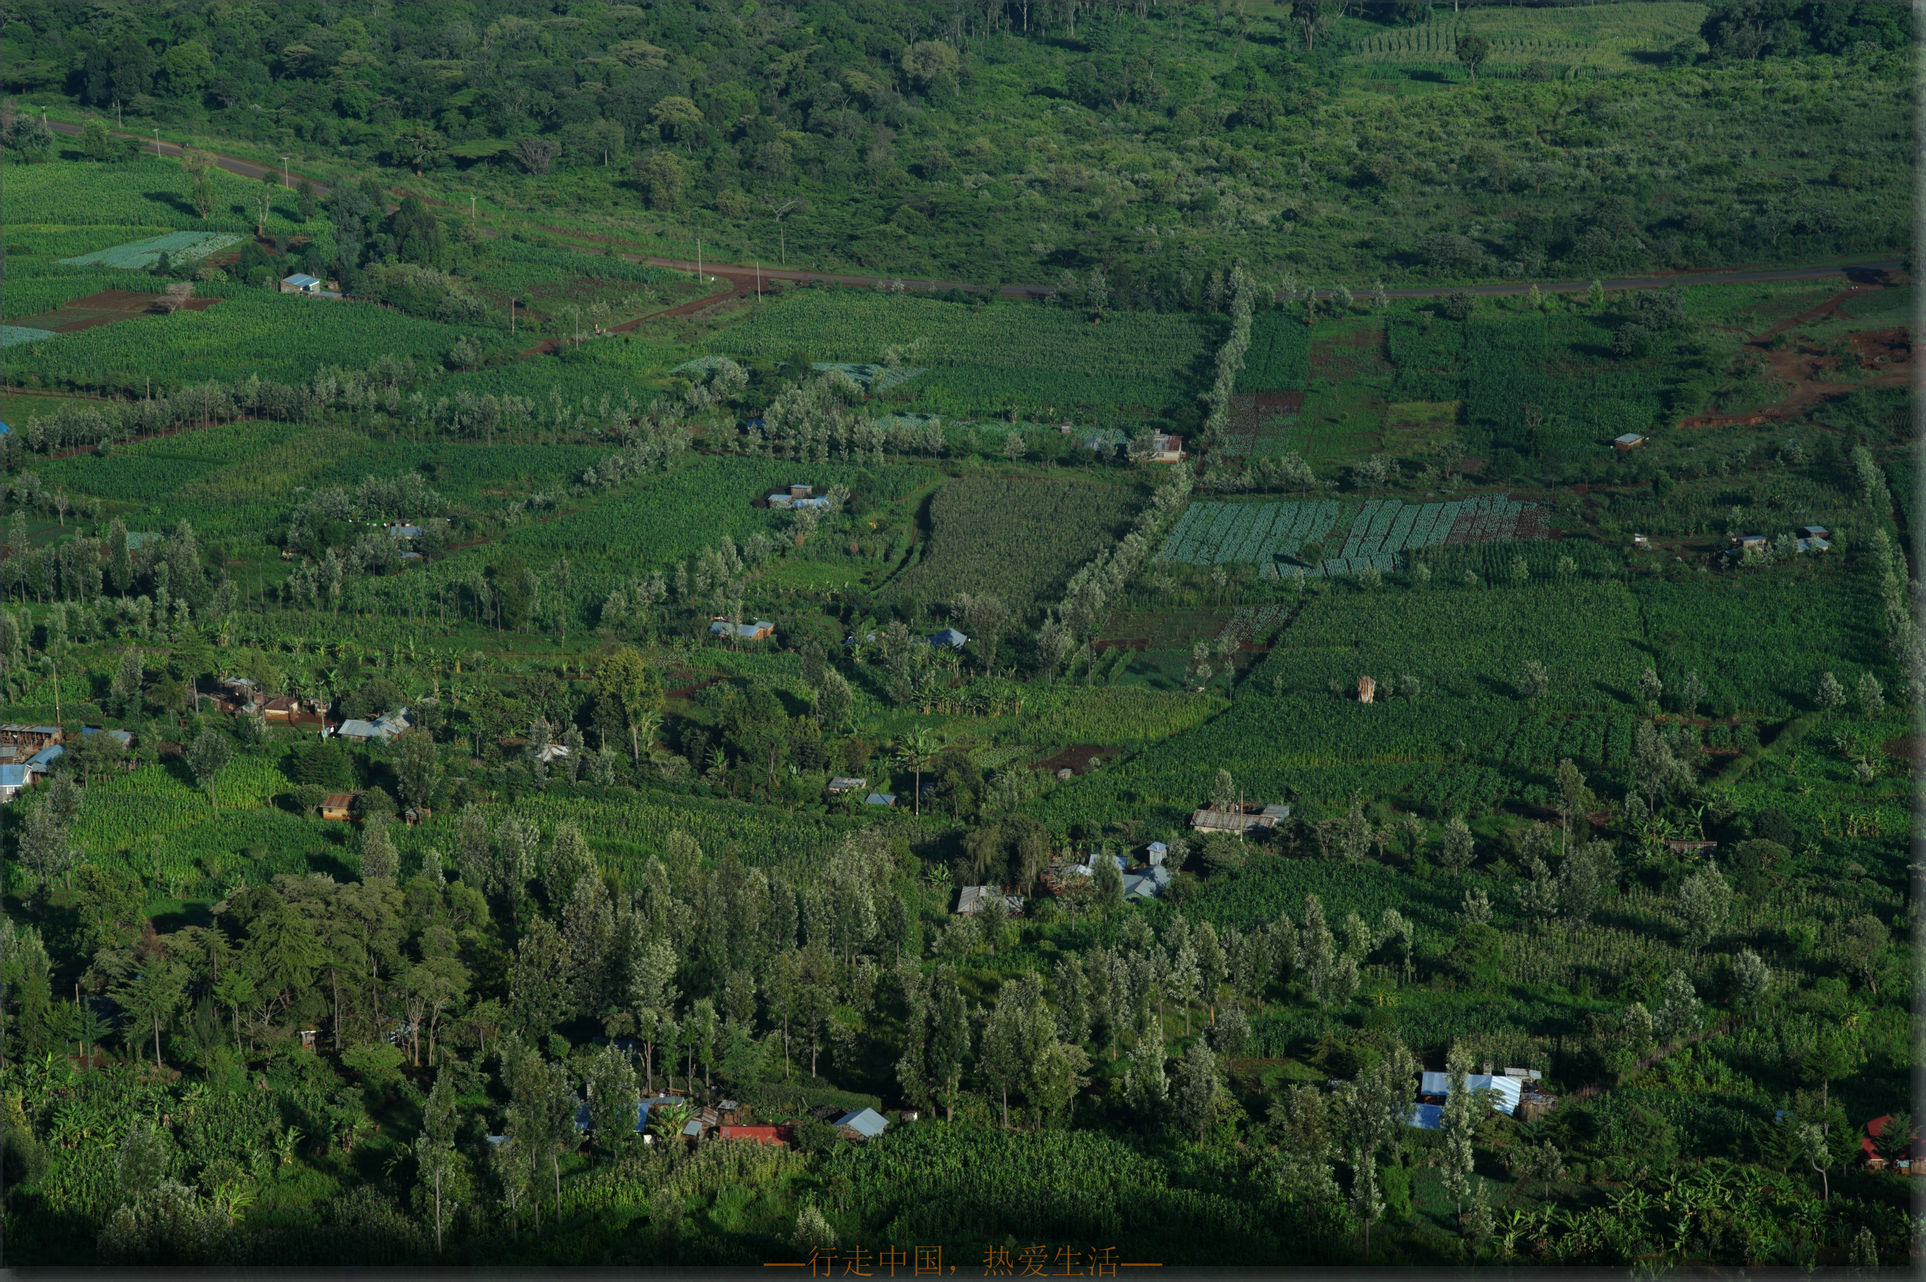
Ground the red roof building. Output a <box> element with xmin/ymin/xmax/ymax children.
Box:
<box><xmin>1861</xmin><ymin>1114</ymin><xmax>1919</xmax><ymax>1172</ymax></box>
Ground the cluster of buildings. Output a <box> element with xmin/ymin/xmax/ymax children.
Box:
<box><xmin>1406</xmin><ymin>1066</ymin><xmax>1557</xmax><ymax>1129</ymax></box>
<box><xmin>532</xmin><ymin>1091</ymin><xmax>893</xmax><ymax>1150</ymax></box>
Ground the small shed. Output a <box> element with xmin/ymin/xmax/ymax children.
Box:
<box><xmin>834</xmin><ymin>1108</ymin><xmax>889</xmax><ymax>1141</ymax></box>
<box><xmin>1732</xmin><ymin>534</ymin><xmax>1767</xmax><ymax>550</ymax></box>
<box><xmin>321</xmin><ymin>793</ymin><xmax>357</xmax><ymax>822</ymax></box>
<box><xmin>281</xmin><ymin>273</ymin><xmax>321</xmax><ymax>295</ymax></box>
<box><xmin>1612</xmin><ymin>433</ymin><xmax>1645</xmax><ymax>452</ymax></box>
<box><xmin>388</xmin><ymin>524</ymin><xmax>424</xmax><ymax>540</ymax></box>
<box><xmin>864</xmin><ymin>792</ymin><xmax>896</xmax><ymax>808</ymax></box>
<box><xmin>927</xmin><ymin>627</ymin><xmax>968</xmax><ymax>650</ymax></box>
<box><xmin>827</xmin><ymin>776</ymin><xmax>868</xmax><ymax>796</ymax></box>
<box><xmin>1149</xmin><ymin>432</ymin><xmax>1186</xmax><ymax>463</ymax></box>
<box><xmin>1147</xmin><ymin>841</ymin><xmax>1168</xmax><ymax>867</ymax></box>
<box><xmin>1797</xmin><ymin>536</ymin><xmax>1830</xmax><ymax>554</ymax></box>
<box><xmin>1798</xmin><ymin>525</ymin><xmax>1830</xmax><ymax>540</ymax></box>
<box><xmin>1632</xmin><ymin>534</ymin><xmax>1650</xmax><ymax>550</ymax></box>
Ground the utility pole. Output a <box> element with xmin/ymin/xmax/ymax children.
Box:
<box><xmin>154</xmin><ymin>128</ymin><xmax>161</xmax><ymax>157</ymax></box>
<box><xmin>756</xmin><ymin>260</ymin><xmax>762</xmax><ymax>301</ymax></box>
<box><xmin>470</xmin><ymin>193</ymin><xmax>476</xmax><ymax>221</ymax></box>
<box><xmin>696</xmin><ymin>231</ymin><xmax>702</xmax><ymax>286</ymax></box>
<box><xmin>281</xmin><ymin>155</ymin><xmax>290</xmax><ymax>188</ymax></box>
<box><xmin>510</xmin><ymin>298</ymin><xmax>516</xmax><ymax>335</ymax></box>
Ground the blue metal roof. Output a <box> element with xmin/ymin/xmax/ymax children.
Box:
<box><xmin>835</xmin><ymin>1108</ymin><xmax>888</xmax><ymax>1138</ymax></box>
<box><xmin>27</xmin><ymin>744</ymin><xmax>65</xmax><ymax>767</ymax></box>
<box><xmin>1406</xmin><ymin>1103</ymin><xmax>1444</xmax><ymax>1130</ymax></box>
<box><xmin>0</xmin><ymin>765</ymin><xmax>28</xmax><ymax>788</ymax></box>
<box><xmin>283</xmin><ymin>273</ymin><xmax>320</xmax><ymax>287</ymax></box>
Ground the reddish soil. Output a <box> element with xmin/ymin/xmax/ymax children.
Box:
<box><xmin>1255</xmin><ymin>390</ymin><xmax>1306</xmax><ymax>414</ymax></box>
<box><xmin>1091</xmin><ymin>638</ymin><xmax>1149</xmax><ymax>652</ymax></box>
<box><xmin>518</xmin><ymin>271</ymin><xmax>758</xmax><ymax>356</ymax></box>
<box><xmin>1680</xmin><ymin>287</ymin><xmax>1912</xmax><ymax>430</ymax></box>
<box><xmin>21</xmin><ymin>289</ymin><xmax>222</xmax><ymax>335</ymax></box>
<box><xmin>1309</xmin><ymin>328</ymin><xmax>1391</xmax><ymax>379</ymax></box>
<box><xmin>1030</xmin><ymin>744</ymin><xmax>1121</xmax><ymax>776</ymax></box>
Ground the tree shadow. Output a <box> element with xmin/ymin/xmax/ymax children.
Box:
<box><xmin>142</xmin><ymin>190</ymin><xmax>200</xmax><ymax>219</ymax></box>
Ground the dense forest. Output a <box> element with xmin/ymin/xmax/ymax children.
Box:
<box><xmin>0</xmin><ymin>0</ymin><xmax>1917</xmax><ymax>1271</ymax></box>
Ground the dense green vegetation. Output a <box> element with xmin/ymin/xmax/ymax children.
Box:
<box><xmin>0</xmin><ymin>0</ymin><xmax>1915</xmax><ymax>1272</ymax></box>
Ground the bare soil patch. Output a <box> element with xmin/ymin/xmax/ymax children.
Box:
<box><xmin>20</xmin><ymin>289</ymin><xmax>221</xmax><ymax>336</ymax></box>
<box><xmin>1030</xmin><ymin>744</ymin><xmax>1121</xmax><ymax>776</ymax></box>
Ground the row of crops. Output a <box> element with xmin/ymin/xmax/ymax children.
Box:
<box><xmin>1233</xmin><ymin>310</ymin><xmax>1310</xmax><ymax>393</ymax></box>
<box><xmin>59</xmin><ymin>230</ymin><xmax>244</xmax><ymax>270</ymax></box>
<box><xmin>1156</xmin><ymin>498</ymin><xmax>1341</xmax><ymax>570</ymax></box>
<box><xmin>1157</xmin><ymin>494</ymin><xmax>1542</xmax><ymax>577</ymax></box>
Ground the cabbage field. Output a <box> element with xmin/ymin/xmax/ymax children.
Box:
<box><xmin>59</xmin><ymin>230</ymin><xmax>245</xmax><ymax>270</ymax></box>
<box><xmin>1157</xmin><ymin>493</ymin><xmax>1543</xmax><ymax>576</ymax></box>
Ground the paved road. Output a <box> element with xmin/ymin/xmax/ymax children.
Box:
<box><xmin>46</xmin><ymin>120</ymin><xmax>1905</xmax><ymax>303</ymax></box>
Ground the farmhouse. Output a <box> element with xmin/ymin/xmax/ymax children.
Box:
<box><xmin>767</xmin><ymin>484</ymin><xmax>833</xmax><ymax>511</ymax></box>
<box><xmin>338</xmin><ymin>708</ymin><xmax>410</xmax><ymax>743</ymax></box>
<box><xmin>955</xmin><ymin>885</ymin><xmax>1023</xmax><ymax>915</ymax></box>
<box><xmin>25</xmin><ymin>744</ymin><xmax>65</xmax><ymax>776</ymax></box>
<box><xmin>281</xmin><ymin>273</ymin><xmax>321</xmax><ymax>294</ymax></box>
<box><xmin>1190</xmin><ymin>802</ymin><xmax>1290</xmax><ymax>835</ymax></box>
<box><xmin>0</xmin><ymin>764</ymin><xmax>31</xmax><ymax>803</ymax></box>
<box><xmin>1797</xmin><ymin>535</ymin><xmax>1831</xmax><ymax>553</ymax></box>
<box><xmin>1121</xmin><ymin>865</ymin><xmax>1173</xmax><ymax>901</ymax></box>
<box><xmin>709</xmin><ymin>618</ymin><xmax>775</xmax><ymax>641</ymax></box>
<box><xmin>80</xmin><ymin>727</ymin><xmax>134</xmax><ymax>748</ymax></box>
<box><xmin>1798</xmin><ymin>525</ymin><xmax>1830</xmax><ymax>540</ymax></box>
<box><xmin>1612</xmin><ymin>433</ymin><xmax>1645</xmax><ymax>451</ymax></box>
<box><xmin>1861</xmin><ymin>1115</ymin><xmax>1920</xmax><ymax>1174</ymax></box>
<box><xmin>320</xmin><ymin>792</ymin><xmax>358</xmax><ymax>821</ymax></box>
<box><xmin>864</xmin><ymin>792</ymin><xmax>896</xmax><ymax>808</ymax></box>
<box><xmin>1732</xmin><ymin>534</ymin><xmax>1767</xmax><ymax>550</ymax></box>
<box><xmin>834</xmin><ymin>1108</ymin><xmax>889</xmax><ymax>1141</ymax></box>
<box><xmin>826</xmin><ymin>776</ymin><xmax>868</xmax><ymax>797</ymax></box>
<box><xmin>927</xmin><ymin>626</ymin><xmax>968</xmax><ymax>650</ymax></box>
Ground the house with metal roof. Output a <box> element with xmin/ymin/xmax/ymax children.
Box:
<box><xmin>1799</xmin><ymin>525</ymin><xmax>1830</xmax><ymax>540</ymax></box>
<box><xmin>1797</xmin><ymin>535</ymin><xmax>1830</xmax><ymax>553</ymax></box>
<box><xmin>80</xmin><ymin>727</ymin><xmax>135</xmax><ymax>747</ymax></box>
<box><xmin>834</xmin><ymin>1108</ymin><xmax>889</xmax><ymax>1140</ymax></box>
<box><xmin>1416</xmin><ymin>1071</ymin><xmax>1523</xmax><ymax>1117</ymax></box>
<box><xmin>709</xmin><ymin>618</ymin><xmax>774</xmax><ymax>641</ymax></box>
<box><xmin>955</xmin><ymin>885</ymin><xmax>1023</xmax><ymax>915</ymax></box>
<box><xmin>1190</xmin><ymin>802</ymin><xmax>1290</xmax><ymax>835</ymax></box>
<box><xmin>1612</xmin><ymin>432</ymin><xmax>1645</xmax><ymax>451</ymax></box>
<box><xmin>281</xmin><ymin>273</ymin><xmax>322</xmax><ymax>294</ymax></box>
<box><xmin>26</xmin><ymin>744</ymin><xmax>65</xmax><ymax>774</ymax></box>
<box><xmin>1406</xmin><ymin>1102</ymin><xmax>1445</xmax><ymax>1130</ymax></box>
<box><xmin>864</xmin><ymin>792</ymin><xmax>896</xmax><ymax>808</ymax></box>
<box><xmin>1120</xmin><ymin>865</ymin><xmax>1173</xmax><ymax>901</ymax></box>
<box><xmin>338</xmin><ymin>709</ymin><xmax>410</xmax><ymax>744</ymax></box>
<box><xmin>927</xmin><ymin>627</ymin><xmax>968</xmax><ymax>650</ymax></box>
<box><xmin>0</xmin><ymin>764</ymin><xmax>30</xmax><ymax>801</ymax></box>
<box><xmin>827</xmin><ymin>776</ymin><xmax>868</xmax><ymax>796</ymax></box>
